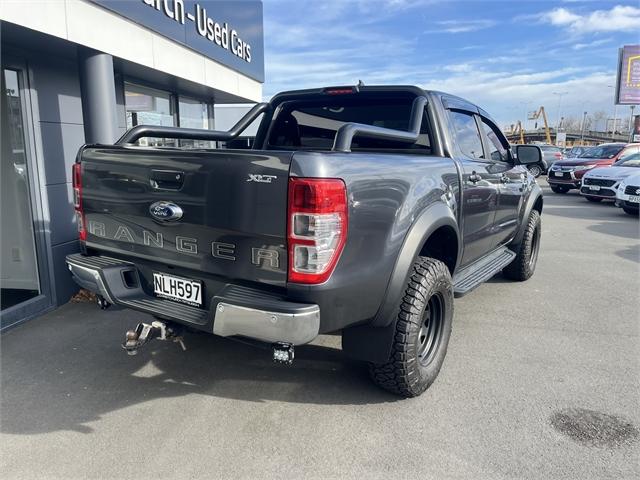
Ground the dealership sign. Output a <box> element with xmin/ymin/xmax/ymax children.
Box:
<box><xmin>616</xmin><ymin>45</ymin><xmax>640</xmax><ymax>105</ymax></box>
<box><xmin>91</xmin><ymin>0</ymin><xmax>264</xmax><ymax>82</ymax></box>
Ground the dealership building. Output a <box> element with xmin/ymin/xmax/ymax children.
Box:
<box><xmin>0</xmin><ymin>0</ymin><xmax>264</xmax><ymax>329</ymax></box>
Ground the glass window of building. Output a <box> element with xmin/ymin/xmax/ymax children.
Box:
<box><xmin>125</xmin><ymin>83</ymin><xmax>176</xmax><ymax>146</ymax></box>
<box><xmin>178</xmin><ymin>96</ymin><xmax>214</xmax><ymax>148</ymax></box>
<box><xmin>1</xmin><ymin>69</ymin><xmax>40</xmax><ymax>310</ymax></box>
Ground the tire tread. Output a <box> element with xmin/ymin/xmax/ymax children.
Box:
<box><xmin>503</xmin><ymin>209</ymin><xmax>541</xmax><ymax>281</ymax></box>
<box><xmin>370</xmin><ymin>257</ymin><xmax>452</xmax><ymax>397</ymax></box>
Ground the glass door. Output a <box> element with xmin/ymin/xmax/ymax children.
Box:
<box><xmin>1</xmin><ymin>68</ymin><xmax>42</xmax><ymax>314</ymax></box>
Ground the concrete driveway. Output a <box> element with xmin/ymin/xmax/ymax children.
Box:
<box><xmin>2</xmin><ymin>180</ymin><xmax>639</xmax><ymax>479</ymax></box>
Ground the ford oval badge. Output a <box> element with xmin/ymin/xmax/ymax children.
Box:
<box><xmin>149</xmin><ymin>201</ymin><xmax>183</xmax><ymax>222</ymax></box>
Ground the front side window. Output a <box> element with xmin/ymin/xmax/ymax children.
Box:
<box><xmin>449</xmin><ymin>111</ymin><xmax>484</xmax><ymax>159</ymax></box>
<box><xmin>480</xmin><ymin>118</ymin><xmax>508</xmax><ymax>162</ymax></box>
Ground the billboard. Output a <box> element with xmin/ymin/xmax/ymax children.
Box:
<box><xmin>616</xmin><ymin>45</ymin><xmax>640</xmax><ymax>105</ymax></box>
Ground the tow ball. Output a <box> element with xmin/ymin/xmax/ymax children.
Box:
<box><xmin>272</xmin><ymin>342</ymin><xmax>295</xmax><ymax>365</ymax></box>
<box><xmin>122</xmin><ymin>320</ymin><xmax>186</xmax><ymax>355</ymax></box>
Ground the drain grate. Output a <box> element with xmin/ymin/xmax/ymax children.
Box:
<box><xmin>551</xmin><ymin>408</ymin><xmax>639</xmax><ymax>448</ymax></box>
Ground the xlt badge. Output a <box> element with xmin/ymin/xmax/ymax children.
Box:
<box><xmin>149</xmin><ymin>201</ymin><xmax>183</xmax><ymax>222</ymax></box>
<box><xmin>247</xmin><ymin>174</ymin><xmax>277</xmax><ymax>183</ymax></box>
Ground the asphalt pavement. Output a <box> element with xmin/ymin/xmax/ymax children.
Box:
<box><xmin>1</xmin><ymin>179</ymin><xmax>639</xmax><ymax>479</ymax></box>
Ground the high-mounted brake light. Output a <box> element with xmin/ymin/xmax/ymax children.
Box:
<box><xmin>323</xmin><ymin>88</ymin><xmax>355</xmax><ymax>95</ymax></box>
<box><xmin>287</xmin><ymin>178</ymin><xmax>348</xmax><ymax>284</ymax></box>
<box><xmin>72</xmin><ymin>163</ymin><xmax>86</xmax><ymax>241</ymax></box>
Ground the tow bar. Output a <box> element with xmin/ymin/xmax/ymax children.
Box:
<box><xmin>122</xmin><ymin>320</ymin><xmax>186</xmax><ymax>355</ymax></box>
<box><xmin>272</xmin><ymin>342</ymin><xmax>295</xmax><ymax>365</ymax></box>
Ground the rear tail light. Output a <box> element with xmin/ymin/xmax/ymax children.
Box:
<box><xmin>555</xmin><ymin>152</ymin><xmax>562</xmax><ymax>159</ymax></box>
<box><xmin>72</xmin><ymin>163</ymin><xmax>86</xmax><ymax>241</ymax></box>
<box><xmin>287</xmin><ymin>178</ymin><xmax>348</xmax><ymax>284</ymax></box>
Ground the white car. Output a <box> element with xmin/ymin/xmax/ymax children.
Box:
<box><xmin>616</xmin><ymin>172</ymin><xmax>640</xmax><ymax>216</ymax></box>
<box><xmin>580</xmin><ymin>151</ymin><xmax>640</xmax><ymax>203</ymax></box>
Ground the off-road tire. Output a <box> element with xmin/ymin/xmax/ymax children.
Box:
<box><xmin>503</xmin><ymin>209</ymin><xmax>541</xmax><ymax>281</ymax></box>
<box><xmin>550</xmin><ymin>185</ymin><xmax>569</xmax><ymax>194</ymax></box>
<box><xmin>585</xmin><ymin>196</ymin><xmax>602</xmax><ymax>202</ymax></box>
<box><xmin>370</xmin><ymin>257</ymin><xmax>453</xmax><ymax>398</ymax></box>
<box><xmin>622</xmin><ymin>206</ymin><xmax>639</xmax><ymax>216</ymax></box>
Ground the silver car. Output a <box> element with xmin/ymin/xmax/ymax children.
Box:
<box><xmin>519</xmin><ymin>144</ymin><xmax>563</xmax><ymax>177</ymax></box>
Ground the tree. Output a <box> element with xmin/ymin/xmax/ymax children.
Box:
<box><xmin>561</xmin><ymin>116</ymin><xmax>580</xmax><ymax>132</ymax></box>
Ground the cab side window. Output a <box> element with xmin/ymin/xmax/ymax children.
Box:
<box><xmin>480</xmin><ymin>118</ymin><xmax>509</xmax><ymax>163</ymax></box>
<box><xmin>449</xmin><ymin>111</ymin><xmax>484</xmax><ymax>159</ymax></box>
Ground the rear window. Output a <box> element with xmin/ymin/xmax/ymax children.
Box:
<box><xmin>267</xmin><ymin>95</ymin><xmax>431</xmax><ymax>152</ymax></box>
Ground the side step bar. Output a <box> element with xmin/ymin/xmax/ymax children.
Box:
<box><xmin>452</xmin><ymin>247</ymin><xmax>516</xmax><ymax>297</ymax></box>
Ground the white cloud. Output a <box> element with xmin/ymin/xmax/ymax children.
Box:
<box><xmin>427</xmin><ymin>19</ymin><xmax>496</xmax><ymax>33</ymax></box>
<box><xmin>572</xmin><ymin>38</ymin><xmax>612</xmax><ymax>50</ymax></box>
<box><xmin>443</xmin><ymin>63</ymin><xmax>474</xmax><ymax>73</ymax></box>
<box><xmin>539</xmin><ymin>5</ymin><xmax>640</xmax><ymax>34</ymax></box>
<box><xmin>262</xmin><ymin>0</ymin><xmax>625</xmax><ymax>125</ymax></box>
<box><xmin>421</xmin><ymin>68</ymin><xmax>616</xmax><ymax>126</ymax></box>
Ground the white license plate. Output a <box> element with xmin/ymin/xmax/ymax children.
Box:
<box><xmin>153</xmin><ymin>273</ymin><xmax>202</xmax><ymax>307</ymax></box>
<box><xmin>553</xmin><ymin>171</ymin><xmax>564</xmax><ymax>176</ymax></box>
<box><xmin>629</xmin><ymin>195</ymin><xmax>640</xmax><ymax>204</ymax></box>
<box><xmin>589</xmin><ymin>185</ymin><xmax>600</xmax><ymax>191</ymax></box>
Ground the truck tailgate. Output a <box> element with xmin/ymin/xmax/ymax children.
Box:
<box><xmin>79</xmin><ymin>146</ymin><xmax>292</xmax><ymax>287</ymax></box>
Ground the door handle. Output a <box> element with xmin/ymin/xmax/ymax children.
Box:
<box><xmin>150</xmin><ymin>169</ymin><xmax>185</xmax><ymax>190</ymax></box>
<box><xmin>468</xmin><ymin>171</ymin><xmax>482</xmax><ymax>184</ymax></box>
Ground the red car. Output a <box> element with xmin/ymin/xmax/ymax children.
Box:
<box><xmin>547</xmin><ymin>143</ymin><xmax>638</xmax><ymax>193</ymax></box>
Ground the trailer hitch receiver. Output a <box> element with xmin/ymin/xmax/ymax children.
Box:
<box><xmin>122</xmin><ymin>320</ymin><xmax>186</xmax><ymax>355</ymax></box>
<box><xmin>272</xmin><ymin>342</ymin><xmax>294</xmax><ymax>365</ymax></box>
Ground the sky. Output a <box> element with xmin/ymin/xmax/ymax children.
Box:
<box><xmin>261</xmin><ymin>0</ymin><xmax>640</xmax><ymax>129</ymax></box>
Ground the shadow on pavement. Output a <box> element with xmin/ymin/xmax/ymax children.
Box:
<box><xmin>1</xmin><ymin>302</ymin><xmax>397</xmax><ymax>435</ymax></box>
<box><xmin>615</xmin><ymin>244</ymin><xmax>640</xmax><ymax>263</ymax></box>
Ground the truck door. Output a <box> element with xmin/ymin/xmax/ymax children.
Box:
<box><xmin>448</xmin><ymin>110</ymin><xmax>500</xmax><ymax>267</ymax></box>
<box><xmin>478</xmin><ymin>116</ymin><xmax>525</xmax><ymax>248</ymax></box>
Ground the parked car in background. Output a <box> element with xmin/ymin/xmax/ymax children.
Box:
<box><xmin>512</xmin><ymin>144</ymin><xmax>561</xmax><ymax>177</ymax></box>
<box><xmin>564</xmin><ymin>146</ymin><xmax>591</xmax><ymax>158</ymax></box>
<box><xmin>615</xmin><ymin>172</ymin><xmax>640</xmax><ymax>216</ymax></box>
<box><xmin>580</xmin><ymin>151</ymin><xmax>640</xmax><ymax>202</ymax></box>
<box><xmin>547</xmin><ymin>143</ymin><xmax>635</xmax><ymax>193</ymax></box>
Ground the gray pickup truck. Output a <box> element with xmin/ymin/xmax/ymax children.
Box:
<box><xmin>66</xmin><ymin>85</ymin><xmax>543</xmax><ymax>397</ymax></box>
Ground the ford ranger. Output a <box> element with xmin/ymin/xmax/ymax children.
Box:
<box><xmin>66</xmin><ymin>85</ymin><xmax>543</xmax><ymax>397</ymax></box>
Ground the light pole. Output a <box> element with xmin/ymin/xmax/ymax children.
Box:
<box><xmin>607</xmin><ymin>85</ymin><xmax>618</xmax><ymax>140</ymax></box>
<box><xmin>629</xmin><ymin>105</ymin><xmax>636</xmax><ymax>139</ymax></box>
<box><xmin>553</xmin><ymin>91</ymin><xmax>568</xmax><ymax>133</ymax></box>
<box><xmin>519</xmin><ymin>101</ymin><xmax>532</xmax><ymax>130</ymax></box>
<box><xmin>580</xmin><ymin>111</ymin><xmax>588</xmax><ymax>145</ymax></box>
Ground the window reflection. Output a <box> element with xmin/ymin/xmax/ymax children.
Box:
<box><xmin>1</xmin><ymin>69</ymin><xmax>40</xmax><ymax>310</ymax></box>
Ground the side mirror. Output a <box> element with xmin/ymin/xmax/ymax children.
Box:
<box><xmin>514</xmin><ymin>145</ymin><xmax>543</xmax><ymax>165</ymax></box>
